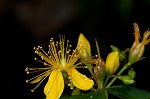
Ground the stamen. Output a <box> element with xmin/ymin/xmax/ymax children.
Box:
<box><xmin>74</xmin><ymin>65</ymin><xmax>88</xmax><ymax>68</ymax></box>
<box><xmin>66</xmin><ymin>55</ymin><xmax>71</xmax><ymax>63</ymax></box>
<box><xmin>30</xmin><ymin>70</ymin><xmax>51</xmax><ymax>92</ymax></box>
<box><xmin>95</xmin><ymin>39</ymin><xmax>101</xmax><ymax>60</ymax></box>
<box><xmin>26</xmin><ymin>69</ymin><xmax>52</xmax><ymax>83</ymax></box>
<box><xmin>25</xmin><ymin>67</ymin><xmax>51</xmax><ymax>74</ymax></box>
<box><xmin>65</xmin><ymin>40</ymin><xmax>69</xmax><ymax>61</ymax></box>
<box><xmin>48</xmin><ymin>41</ymin><xmax>62</xmax><ymax>68</ymax></box>
<box><xmin>50</xmin><ymin>41</ymin><xmax>59</xmax><ymax>62</ymax></box>
<box><xmin>39</xmin><ymin>47</ymin><xmax>49</xmax><ymax>56</ymax></box>
<box><xmin>65</xmin><ymin>45</ymin><xmax>85</xmax><ymax>68</ymax></box>
<box><xmin>34</xmin><ymin>57</ymin><xmax>44</xmax><ymax>64</ymax></box>
<box><xmin>35</xmin><ymin>44</ymin><xmax>59</xmax><ymax>68</ymax></box>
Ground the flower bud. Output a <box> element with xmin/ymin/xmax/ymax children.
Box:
<box><xmin>105</xmin><ymin>51</ymin><xmax>120</xmax><ymax>74</ymax></box>
<box><xmin>128</xmin><ymin>43</ymin><xmax>145</xmax><ymax>64</ymax></box>
<box><xmin>128</xmin><ymin>23</ymin><xmax>150</xmax><ymax>64</ymax></box>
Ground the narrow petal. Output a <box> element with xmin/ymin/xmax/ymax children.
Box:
<box><xmin>44</xmin><ymin>69</ymin><xmax>64</xmax><ymax>99</ymax></box>
<box><xmin>67</xmin><ymin>68</ymin><xmax>94</xmax><ymax>90</ymax></box>
<box><xmin>133</xmin><ymin>23</ymin><xmax>140</xmax><ymax>44</ymax></box>
<box><xmin>77</xmin><ymin>33</ymin><xmax>91</xmax><ymax>57</ymax></box>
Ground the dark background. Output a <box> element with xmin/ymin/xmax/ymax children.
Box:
<box><xmin>0</xmin><ymin>0</ymin><xmax>150</xmax><ymax>99</ymax></box>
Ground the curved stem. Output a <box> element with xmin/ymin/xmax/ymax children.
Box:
<box><xmin>103</xmin><ymin>76</ymin><xmax>110</xmax><ymax>88</ymax></box>
<box><xmin>106</xmin><ymin>62</ymin><xmax>131</xmax><ymax>88</ymax></box>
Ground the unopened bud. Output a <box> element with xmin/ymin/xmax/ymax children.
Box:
<box><xmin>105</xmin><ymin>52</ymin><xmax>120</xmax><ymax>74</ymax></box>
<box><xmin>129</xmin><ymin>23</ymin><xmax>150</xmax><ymax>64</ymax></box>
<box><xmin>129</xmin><ymin>42</ymin><xmax>145</xmax><ymax>64</ymax></box>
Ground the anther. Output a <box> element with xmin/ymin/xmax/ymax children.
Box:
<box><xmin>25</xmin><ymin>67</ymin><xmax>28</xmax><ymax>72</ymax></box>
<box><xmin>31</xmin><ymin>90</ymin><xmax>34</xmax><ymax>92</ymax></box>
<box><xmin>44</xmin><ymin>62</ymin><xmax>48</xmax><ymax>66</ymax></box>
<box><xmin>26</xmin><ymin>80</ymin><xmax>29</xmax><ymax>83</ymax></box>
<box><xmin>68</xmin><ymin>83</ymin><xmax>70</xmax><ymax>86</ymax></box>
<box><xmin>26</xmin><ymin>71</ymin><xmax>29</xmax><ymax>74</ymax></box>
<box><xmin>85</xmin><ymin>66</ymin><xmax>88</xmax><ymax>68</ymax></box>
<box><xmin>69</xmin><ymin>45</ymin><xmax>72</xmax><ymax>47</ymax></box>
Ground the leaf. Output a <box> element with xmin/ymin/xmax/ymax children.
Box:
<box><xmin>60</xmin><ymin>89</ymin><xmax>108</xmax><ymax>99</ymax></box>
<box><xmin>118</xmin><ymin>75</ymin><xmax>135</xmax><ymax>84</ymax></box>
<box><xmin>107</xmin><ymin>84</ymin><xmax>150</xmax><ymax>99</ymax></box>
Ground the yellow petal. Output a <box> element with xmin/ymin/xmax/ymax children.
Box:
<box><xmin>44</xmin><ymin>69</ymin><xmax>64</xmax><ymax>99</ymax></box>
<box><xmin>105</xmin><ymin>51</ymin><xmax>119</xmax><ymax>74</ymax></box>
<box><xmin>77</xmin><ymin>33</ymin><xmax>91</xmax><ymax>57</ymax></box>
<box><xmin>67</xmin><ymin>68</ymin><xmax>94</xmax><ymax>90</ymax></box>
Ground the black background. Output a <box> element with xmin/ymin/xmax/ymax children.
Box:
<box><xmin>0</xmin><ymin>0</ymin><xmax>150</xmax><ymax>99</ymax></box>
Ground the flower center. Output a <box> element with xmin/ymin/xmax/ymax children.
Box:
<box><xmin>61</xmin><ymin>58</ymin><xmax>66</xmax><ymax>67</ymax></box>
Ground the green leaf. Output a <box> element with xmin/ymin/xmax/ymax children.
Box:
<box><xmin>128</xmin><ymin>68</ymin><xmax>136</xmax><ymax>78</ymax></box>
<box><xmin>118</xmin><ymin>75</ymin><xmax>135</xmax><ymax>84</ymax></box>
<box><xmin>60</xmin><ymin>89</ymin><xmax>108</xmax><ymax>99</ymax></box>
<box><xmin>107</xmin><ymin>84</ymin><xmax>150</xmax><ymax>99</ymax></box>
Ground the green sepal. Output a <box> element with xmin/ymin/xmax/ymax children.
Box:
<box><xmin>71</xmin><ymin>88</ymin><xmax>81</xmax><ymax>96</ymax></box>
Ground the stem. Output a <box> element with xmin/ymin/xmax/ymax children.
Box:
<box><xmin>100</xmin><ymin>80</ymin><xmax>103</xmax><ymax>90</ymax></box>
<box><xmin>106</xmin><ymin>62</ymin><xmax>131</xmax><ymax>88</ymax></box>
<box><xmin>103</xmin><ymin>76</ymin><xmax>110</xmax><ymax>88</ymax></box>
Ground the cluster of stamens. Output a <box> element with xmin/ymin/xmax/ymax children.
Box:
<box><xmin>25</xmin><ymin>35</ymin><xmax>87</xmax><ymax>92</ymax></box>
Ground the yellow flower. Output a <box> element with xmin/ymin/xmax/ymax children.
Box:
<box><xmin>25</xmin><ymin>36</ymin><xmax>94</xmax><ymax>99</ymax></box>
<box><xmin>105</xmin><ymin>52</ymin><xmax>120</xmax><ymax>74</ymax></box>
<box><xmin>129</xmin><ymin>23</ymin><xmax>150</xmax><ymax>64</ymax></box>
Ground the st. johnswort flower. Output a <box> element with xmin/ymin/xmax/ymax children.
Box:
<box><xmin>25</xmin><ymin>35</ymin><xmax>94</xmax><ymax>99</ymax></box>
